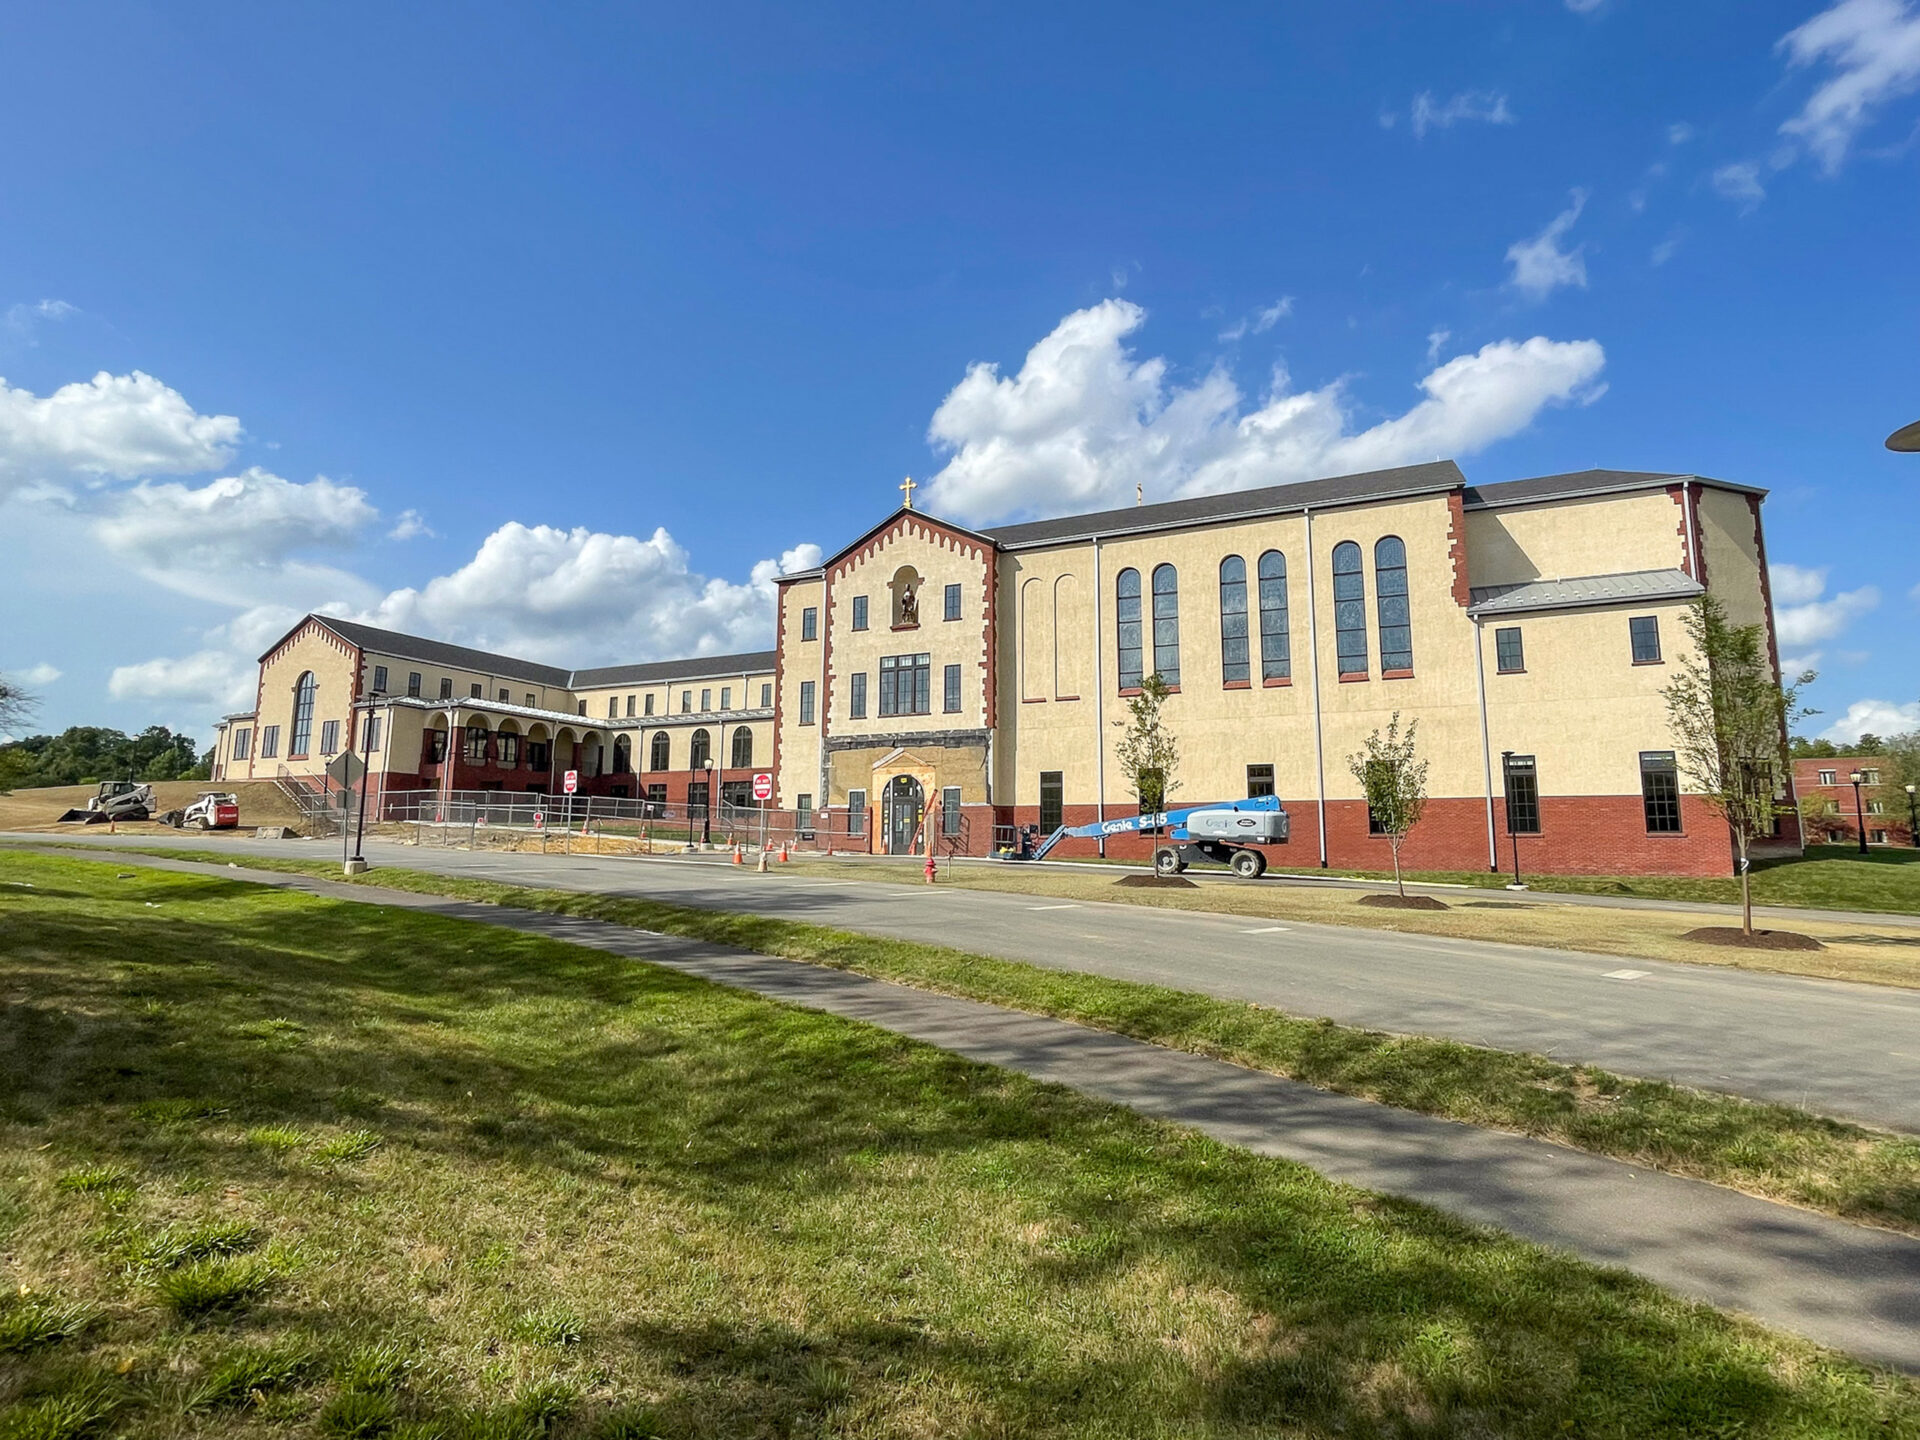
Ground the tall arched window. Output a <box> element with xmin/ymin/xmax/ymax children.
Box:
<box><xmin>1332</xmin><ymin>541</ymin><xmax>1368</xmax><ymax>676</ymax></box>
<box><xmin>1152</xmin><ymin>563</ymin><xmax>1181</xmax><ymax>685</ymax></box>
<box><xmin>688</xmin><ymin>728</ymin><xmax>711</xmax><ymax>770</ymax></box>
<box><xmin>289</xmin><ymin>672</ymin><xmax>317</xmax><ymax>756</ymax></box>
<box><xmin>1115</xmin><ymin>568</ymin><xmax>1143</xmax><ymax>690</ymax></box>
<box><xmin>730</xmin><ymin>726</ymin><xmax>754</xmax><ymax>769</ymax></box>
<box><xmin>612</xmin><ymin>736</ymin><xmax>631</xmax><ymax>774</ymax></box>
<box><xmin>1219</xmin><ymin>556</ymin><xmax>1249</xmax><ymax>685</ymax></box>
<box><xmin>1374</xmin><ymin>536</ymin><xmax>1412</xmax><ymax>672</ymax></box>
<box><xmin>1258</xmin><ymin>551</ymin><xmax>1290</xmax><ymax>682</ymax></box>
<box><xmin>649</xmin><ymin>731</ymin><xmax>671</xmax><ymax>771</ymax></box>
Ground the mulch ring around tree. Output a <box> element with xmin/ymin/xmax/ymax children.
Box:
<box><xmin>1683</xmin><ymin>927</ymin><xmax>1825</xmax><ymax>951</ymax></box>
<box><xmin>1357</xmin><ymin>893</ymin><xmax>1450</xmax><ymax>911</ymax></box>
<box><xmin>1115</xmin><ymin>874</ymin><xmax>1199</xmax><ymax>889</ymax></box>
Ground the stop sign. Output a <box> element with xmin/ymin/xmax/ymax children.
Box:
<box><xmin>563</xmin><ymin>769</ymin><xmax>578</xmax><ymax>794</ymax></box>
<box><xmin>752</xmin><ymin>772</ymin><xmax>773</xmax><ymax>801</ymax></box>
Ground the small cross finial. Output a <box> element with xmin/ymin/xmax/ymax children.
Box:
<box><xmin>1136</xmin><ymin>480</ymin><xmax>1143</xmax><ymax>506</ymax></box>
<box><xmin>900</xmin><ymin>476</ymin><xmax>917</xmax><ymax>510</ymax></box>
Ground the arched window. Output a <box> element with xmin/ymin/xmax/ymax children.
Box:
<box><xmin>1374</xmin><ymin>536</ymin><xmax>1412</xmax><ymax>672</ymax></box>
<box><xmin>289</xmin><ymin>672</ymin><xmax>317</xmax><ymax>756</ymax></box>
<box><xmin>1258</xmin><ymin>551</ymin><xmax>1290</xmax><ymax>682</ymax></box>
<box><xmin>612</xmin><ymin>736</ymin><xmax>631</xmax><ymax>774</ymax></box>
<box><xmin>649</xmin><ymin>731</ymin><xmax>671</xmax><ymax>771</ymax></box>
<box><xmin>1332</xmin><ymin>541</ymin><xmax>1368</xmax><ymax>676</ymax></box>
<box><xmin>1219</xmin><ymin>556</ymin><xmax>1248</xmax><ymax>685</ymax></box>
<box><xmin>463</xmin><ymin>723</ymin><xmax>489</xmax><ymax>765</ymax></box>
<box><xmin>730</xmin><ymin>725</ymin><xmax>754</xmax><ymax>769</ymax></box>
<box><xmin>1115</xmin><ymin>568</ymin><xmax>1143</xmax><ymax>690</ymax></box>
<box><xmin>688</xmin><ymin>728</ymin><xmax>711</xmax><ymax>770</ymax></box>
<box><xmin>1152</xmin><ymin>563</ymin><xmax>1181</xmax><ymax>685</ymax></box>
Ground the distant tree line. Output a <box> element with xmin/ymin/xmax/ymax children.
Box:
<box><xmin>0</xmin><ymin>726</ymin><xmax>211</xmax><ymax>789</ymax></box>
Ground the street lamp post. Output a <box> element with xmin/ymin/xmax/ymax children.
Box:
<box><xmin>1906</xmin><ymin>783</ymin><xmax>1917</xmax><ymax>849</ymax></box>
<box><xmin>1500</xmin><ymin>750</ymin><xmax>1523</xmax><ymax>888</ymax></box>
<box><xmin>1849</xmin><ymin>770</ymin><xmax>1870</xmax><ymax>855</ymax></box>
<box><xmin>703</xmin><ymin>757</ymin><xmax>716</xmax><ymax>848</ymax></box>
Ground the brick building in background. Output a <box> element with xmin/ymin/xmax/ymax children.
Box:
<box><xmin>1793</xmin><ymin>758</ymin><xmax>1916</xmax><ymax>847</ymax></box>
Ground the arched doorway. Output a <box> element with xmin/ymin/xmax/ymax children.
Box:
<box><xmin>882</xmin><ymin>774</ymin><xmax>925</xmax><ymax>855</ymax></box>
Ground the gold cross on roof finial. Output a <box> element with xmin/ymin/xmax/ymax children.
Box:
<box><xmin>900</xmin><ymin>475</ymin><xmax>917</xmax><ymax>510</ymax></box>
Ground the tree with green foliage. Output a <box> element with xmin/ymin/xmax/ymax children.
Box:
<box><xmin>1112</xmin><ymin>672</ymin><xmax>1180</xmax><ymax>820</ymax></box>
<box><xmin>0</xmin><ymin>725</ymin><xmax>204</xmax><ymax>789</ymax></box>
<box><xmin>1345</xmin><ymin>712</ymin><xmax>1429</xmax><ymax>898</ymax></box>
<box><xmin>1663</xmin><ymin>594</ymin><xmax>1813</xmax><ymax>936</ymax></box>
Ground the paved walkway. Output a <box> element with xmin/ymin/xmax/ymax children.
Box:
<box><xmin>29</xmin><ymin>831</ymin><xmax>1920</xmax><ymax>1133</ymax></box>
<box><xmin>39</xmin><ymin>846</ymin><xmax>1920</xmax><ymax>1374</ymax></box>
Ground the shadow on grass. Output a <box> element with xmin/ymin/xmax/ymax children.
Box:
<box><xmin>2</xmin><ymin>852</ymin><xmax>1917</xmax><ymax>1437</ymax></box>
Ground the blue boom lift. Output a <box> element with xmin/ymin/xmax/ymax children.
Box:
<box><xmin>1023</xmin><ymin>793</ymin><xmax>1290</xmax><ymax>878</ymax></box>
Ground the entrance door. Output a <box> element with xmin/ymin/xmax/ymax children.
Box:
<box><xmin>883</xmin><ymin>775</ymin><xmax>925</xmax><ymax>855</ymax></box>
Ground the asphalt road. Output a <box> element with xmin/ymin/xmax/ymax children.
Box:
<box><xmin>25</xmin><ymin>831</ymin><xmax>1920</xmax><ymax>1133</ymax></box>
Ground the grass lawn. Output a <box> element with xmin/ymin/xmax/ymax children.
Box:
<box><xmin>54</xmin><ymin>847</ymin><xmax>1920</xmax><ymax>1240</ymax></box>
<box><xmin>4</xmin><ymin>855</ymin><xmax>1920</xmax><ymax>1439</ymax></box>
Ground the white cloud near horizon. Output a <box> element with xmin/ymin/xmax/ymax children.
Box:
<box><xmin>1778</xmin><ymin>0</ymin><xmax>1920</xmax><ymax>173</ymax></box>
<box><xmin>0</xmin><ymin>370</ymin><xmax>241</xmax><ymax>499</ymax></box>
<box><xmin>919</xmin><ymin>299</ymin><xmax>1606</xmax><ymax>524</ymax></box>
<box><xmin>1407</xmin><ymin>90</ymin><xmax>1516</xmax><ymax>139</ymax></box>
<box><xmin>1771</xmin><ymin>562</ymin><xmax>1880</xmax><ymax>677</ymax></box>
<box><xmin>1821</xmin><ymin>697</ymin><xmax>1920</xmax><ymax>743</ymax></box>
<box><xmin>17</xmin><ymin>663</ymin><xmax>62</xmax><ymax>687</ymax></box>
<box><xmin>1506</xmin><ymin>190</ymin><xmax>1590</xmax><ymax>299</ymax></box>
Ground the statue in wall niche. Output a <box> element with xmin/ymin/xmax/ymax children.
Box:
<box><xmin>899</xmin><ymin>583</ymin><xmax>919</xmax><ymax>626</ymax></box>
<box><xmin>891</xmin><ymin>564</ymin><xmax>922</xmax><ymax>628</ymax></box>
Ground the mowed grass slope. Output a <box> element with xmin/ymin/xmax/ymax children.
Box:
<box><xmin>2</xmin><ymin>855</ymin><xmax>1919</xmax><ymax>1438</ymax></box>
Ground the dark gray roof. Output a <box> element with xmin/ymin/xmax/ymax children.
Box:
<box><xmin>977</xmin><ymin>461</ymin><xmax>1468</xmax><ymax>549</ymax></box>
<box><xmin>307</xmin><ymin>616</ymin><xmax>771</xmax><ymax>690</ymax></box>
<box><xmin>1467</xmin><ymin>568</ymin><xmax>1703</xmax><ymax>617</ymax></box>
<box><xmin>1465</xmin><ymin>469</ymin><xmax>1764</xmax><ymax>509</ymax></box>
<box><xmin>570</xmin><ymin>652</ymin><xmax>775</xmax><ymax>687</ymax></box>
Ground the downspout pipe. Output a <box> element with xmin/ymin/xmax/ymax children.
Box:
<box><xmin>1093</xmin><ymin>536</ymin><xmax>1107</xmax><ymax>856</ymax></box>
<box><xmin>1473</xmin><ymin>616</ymin><xmax>1498</xmax><ymax>871</ymax></box>
<box><xmin>1304</xmin><ymin>507</ymin><xmax>1328</xmax><ymax>868</ymax></box>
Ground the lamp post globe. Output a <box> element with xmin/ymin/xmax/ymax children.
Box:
<box><xmin>1907</xmin><ymin>783</ymin><xmax>1918</xmax><ymax>849</ymax></box>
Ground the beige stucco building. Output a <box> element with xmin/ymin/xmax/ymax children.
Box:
<box><xmin>210</xmin><ymin>459</ymin><xmax>1787</xmax><ymax>875</ymax></box>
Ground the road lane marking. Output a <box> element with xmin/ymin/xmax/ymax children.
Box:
<box><xmin>1604</xmin><ymin>969</ymin><xmax>1652</xmax><ymax>980</ymax></box>
<box><xmin>1242</xmin><ymin>926</ymin><xmax>1291</xmax><ymax>933</ymax></box>
<box><xmin>1027</xmin><ymin>903</ymin><xmax>1080</xmax><ymax>911</ymax></box>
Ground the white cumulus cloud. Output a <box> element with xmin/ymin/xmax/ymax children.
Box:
<box><xmin>1770</xmin><ymin>563</ymin><xmax>1879</xmax><ymax>655</ymax></box>
<box><xmin>0</xmin><ymin>371</ymin><xmax>241</xmax><ymax>498</ymax></box>
<box><xmin>388</xmin><ymin>508</ymin><xmax>435</xmax><ymax>541</ymax></box>
<box><xmin>1219</xmin><ymin>297</ymin><xmax>1294</xmax><ymax>342</ymax></box>
<box><xmin>15</xmin><ymin>663</ymin><xmax>62</xmax><ymax>687</ymax></box>
<box><xmin>1821</xmin><ymin>698</ymin><xmax>1920</xmax><ymax>744</ymax></box>
<box><xmin>919</xmin><ymin>299</ymin><xmax>1606</xmax><ymax>524</ymax></box>
<box><xmin>1712</xmin><ymin>162</ymin><xmax>1767</xmax><ymax>209</ymax></box>
<box><xmin>109</xmin><ymin>649</ymin><xmax>259</xmax><ymax>714</ymax></box>
<box><xmin>1408</xmin><ymin>90</ymin><xmax>1516</xmax><ymax>139</ymax></box>
<box><xmin>1506</xmin><ymin>190</ymin><xmax>1590</xmax><ymax>299</ymax></box>
<box><xmin>1777</xmin><ymin>0</ymin><xmax>1920</xmax><ymax>173</ymax></box>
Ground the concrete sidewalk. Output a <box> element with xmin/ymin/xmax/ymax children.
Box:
<box><xmin>48</xmin><ymin>846</ymin><xmax>1920</xmax><ymax>1375</ymax></box>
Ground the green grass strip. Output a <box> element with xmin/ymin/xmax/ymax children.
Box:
<box><xmin>91</xmin><ymin>845</ymin><xmax>1920</xmax><ymax>1237</ymax></box>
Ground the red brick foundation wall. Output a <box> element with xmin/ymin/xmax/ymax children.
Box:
<box><xmin>995</xmin><ymin>794</ymin><xmax>1733</xmax><ymax>876</ymax></box>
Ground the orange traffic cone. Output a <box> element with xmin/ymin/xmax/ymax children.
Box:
<box><xmin>778</xmin><ymin>843</ymin><xmax>789</xmax><ymax>862</ymax></box>
<box><xmin>732</xmin><ymin>846</ymin><xmax>743</xmax><ymax>865</ymax></box>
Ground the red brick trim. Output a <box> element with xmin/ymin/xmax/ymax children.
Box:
<box><xmin>1445</xmin><ymin>488</ymin><xmax>1471</xmax><ymax>607</ymax></box>
<box><xmin>1222</xmin><ymin>679</ymin><xmax>1252</xmax><ymax>690</ymax></box>
<box><xmin>1338</xmin><ymin>672</ymin><xmax>1368</xmax><ymax>683</ymax></box>
<box><xmin>1262</xmin><ymin>676</ymin><xmax>1292</xmax><ymax>688</ymax></box>
<box><xmin>1382</xmin><ymin>668</ymin><xmax>1415</xmax><ymax>680</ymax></box>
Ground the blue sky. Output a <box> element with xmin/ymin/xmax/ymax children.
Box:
<box><xmin>3</xmin><ymin>0</ymin><xmax>1916</xmax><ymax>747</ymax></box>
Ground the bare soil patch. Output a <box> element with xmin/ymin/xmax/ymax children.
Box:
<box><xmin>1358</xmin><ymin>893</ymin><xmax>1450</xmax><ymax>911</ymax></box>
<box><xmin>1682</xmin><ymin>927</ymin><xmax>1825</xmax><ymax>952</ymax></box>
<box><xmin>1114</xmin><ymin>874</ymin><xmax>1198</xmax><ymax>889</ymax></box>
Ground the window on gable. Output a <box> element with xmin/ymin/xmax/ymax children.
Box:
<box><xmin>290</xmin><ymin>673</ymin><xmax>317</xmax><ymax>756</ymax></box>
<box><xmin>260</xmin><ymin>725</ymin><xmax>279</xmax><ymax>759</ymax></box>
<box><xmin>878</xmin><ymin>654</ymin><xmax>930</xmax><ymax>716</ymax></box>
<box><xmin>372</xmin><ymin>665</ymin><xmax>388</xmax><ymax>693</ymax></box>
<box><xmin>1219</xmin><ymin>555</ymin><xmax>1249</xmax><ymax>685</ymax></box>
<box><xmin>802</xmin><ymin>606</ymin><xmax>818</xmax><ymax>641</ymax></box>
<box><xmin>944</xmin><ymin>663</ymin><xmax>961</xmax><ymax>713</ymax></box>
<box><xmin>849</xmin><ymin>672</ymin><xmax>867</xmax><ymax>719</ymax></box>
<box><xmin>320</xmin><ymin>719</ymin><xmax>340</xmax><ymax>755</ymax></box>
<box><xmin>852</xmin><ymin>595</ymin><xmax>869</xmax><ymax>631</ymax></box>
<box><xmin>1332</xmin><ymin>542</ymin><xmax>1368</xmax><ymax>676</ymax></box>
<box><xmin>1257</xmin><ymin>551</ymin><xmax>1290</xmax><ymax>682</ymax></box>
<box><xmin>1375</xmin><ymin>537</ymin><xmax>1412</xmax><ymax>672</ymax></box>
<box><xmin>1151</xmin><ymin>564</ymin><xmax>1181</xmax><ymax>685</ymax></box>
<box><xmin>944</xmin><ymin>583</ymin><xmax>962</xmax><ymax>621</ymax></box>
<box><xmin>1115</xmin><ymin>568</ymin><xmax>1143</xmax><ymax>690</ymax></box>
<box><xmin>1495</xmin><ymin>627</ymin><xmax>1524</xmax><ymax>674</ymax></box>
<box><xmin>1630</xmin><ymin>615</ymin><xmax>1662</xmax><ymax>664</ymax></box>
<box><xmin>799</xmin><ymin>680</ymin><xmax>816</xmax><ymax>725</ymax></box>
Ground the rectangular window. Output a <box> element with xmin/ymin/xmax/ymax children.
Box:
<box><xmin>424</xmin><ymin>729</ymin><xmax>447</xmax><ymax>763</ymax></box>
<box><xmin>440</xmin><ymin>678</ymin><xmax>454</xmax><ymax>699</ymax></box>
<box><xmin>463</xmin><ymin>727</ymin><xmax>488</xmax><ymax>764</ymax></box>
<box><xmin>372</xmin><ymin>665</ymin><xmax>388</xmax><ymax>693</ymax></box>
<box><xmin>1872</xmin><ymin>830</ymin><xmax>1889</xmax><ymax>845</ymax></box>
<box><xmin>645</xmin><ymin>693</ymin><xmax>655</xmax><ymax>715</ymax></box>
<box><xmin>847</xmin><ymin>788</ymin><xmax>867</xmax><ymax>835</ymax></box>
<box><xmin>852</xmin><ymin>595</ymin><xmax>869</xmax><ymax>631</ymax></box>
<box><xmin>645</xmin><ymin>782</ymin><xmax>667</xmax><ymax>809</ymax></box>
<box><xmin>577</xmin><ymin>701</ymin><xmax>587</xmax><ymax>716</ymax></box>
<box><xmin>879</xmin><ymin>653</ymin><xmax>931</xmax><ymax>716</ymax></box>
<box><xmin>260</xmin><ymin>725</ymin><xmax>280</xmax><ymax>759</ymax></box>
<box><xmin>1641</xmin><ymin>751</ymin><xmax>1682</xmax><ymax>833</ymax></box>
<box><xmin>1629</xmin><ymin>615</ymin><xmax>1662</xmax><ymax>664</ymax></box>
<box><xmin>625</xmin><ymin>695</ymin><xmax>635</xmax><ymax>717</ymax></box>
<box><xmin>1495</xmin><ymin>626</ymin><xmax>1525</xmax><ymax>674</ymax></box>
<box><xmin>701</xmin><ymin>687</ymin><xmax>712</xmax><ymax>712</ymax></box>
<box><xmin>941</xmin><ymin>786</ymin><xmax>962</xmax><ymax>836</ymax></box>
<box><xmin>944</xmin><ymin>663</ymin><xmax>961</xmax><ymax>713</ymax></box>
<box><xmin>365</xmin><ymin>716</ymin><xmax>381</xmax><ymax>753</ymax></box>
<box><xmin>720</xmin><ymin>687</ymin><xmax>731</xmax><ymax>710</ymax></box>
<box><xmin>1039</xmin><ymin>771</ymin><xmax>1064</xmax><ymax>833</ymax></box>
<box><xmin>849</xmin><ymin>672</ymin><xmax>868</xmax><ymax>719</ymax></box>
<box><xmin>1247</xmin><ymin>763</ymin><xmax>1275</xmax><ymax>798</ymax></box>
<box><xmin>1503</xmin><ymin>754</ymin><xmax>1541</xmax><ymax>835</ymax></box>
<box><xmin>1868</xmin><ymin>800</ymin><xmax>1886</xmax><ymax>815</ymax></box>
<box><xmin>498</xmin><ymin>732</ymin><xmax>519</xmax><ymax>766</ymax></box>
<box><xmin>681</xmin><ymin>690</ymin><xmax>692</xmax><ymax>713</ymax></box>
<box><xmin>760</xmin><ymin>683</ymin><xmax>773</xmax><ymax>708</ymax></box>
<box><xmin>1818</xmin><ymin>769</ymin><xmax>1837</xmax><ymax>785</ymax></box>
<box><xmin>320</xmin><ymin>719</ymin><xmax>340</xmax><ymax>755</ymax></box>
<box><xmin>407</xmin><ymin>672</ymin><xmax>422</xmax><ymax>698</ymax></box>
<box><xmin>688</xmin><ymin>781</ymin><xmax>709</xmax><ymax>817</ymax></box>
<box><xmin>525</xmin><ymin>693</ymin><xmax>535</xmax><ymax>708</ymax></box>
<box><xmin>796</xmin><ymin>793</ymin><xmax>814</xmax><ymax>838</ymax></box>
<box><xmin>799</xmin><ymin>680</ymin><xmax>816</xmax><ymax>725</ymax></box>
<box><xmin>527</xmin><ymin>740</ymin><xmax>549</xmax><ymax>770</ymax></box>
<box><xmin>232</xmin><ymin>728</ymin><xmax>252</xmax><ymax>761</ymax></box>
<box><xmin>802</xmin><ymin>606</ymin><xmax>818</xmax><ymax>641</ymax></box>
<box><xmin>608</xmin><ymin>698</ymin><xmax>619</xmax><ymax>718</ymax></box>
<box><xmin>471</xmin><ymin>683</ymin><xmax>483</xmax><ymax>699</ymax></box>
<box><xmin>1864</xmin><ymin>768</ymin><xmax>1882</xmax><ymax>785</ymax></box>
<box><xmin>944</xmin><ymin>583</ymin><xmax>962</xmax><ymax>621</ymax></box>
<box><xmin>498</xmin><ymin>688</ymin><xmax>509</xmax><ymax>703</ymax></box>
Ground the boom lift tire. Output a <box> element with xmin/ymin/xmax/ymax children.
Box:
<box><xmin>1230</xmin><ymin>847</ymin><xmax>1267</xmax><ymax>879</ymax></box>
<box><xmin>1153</xmin><ymin>846</ymin><xmax>1187</xmax><ymax>876</ymax></box>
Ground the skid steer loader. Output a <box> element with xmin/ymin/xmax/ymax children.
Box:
<box><xmin>57</xmin><ymin>780</ymin><xmax>155</xmax><ymax>824</ymax></box>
